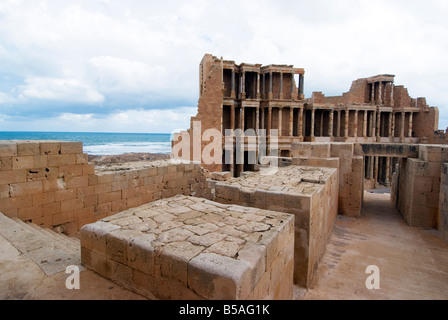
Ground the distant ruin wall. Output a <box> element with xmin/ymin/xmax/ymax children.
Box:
<box><xmin>0</xmin><ymin>141</ymin><xmax>210</xmax><ymax>235</ymax></box>
<box><xmin>291</xmin><ymin>142</ymin><xmax>364</xmax><ymax>217</ymax></box>
<box><xmin>391</xmin><ymin>145</ymin><xmax>447</xmax><ymax>228</ymax></box>
<box><xmin>439</xmin><ymin>163</ymin><xmax>448</xmax><ymax>241</ymax></box>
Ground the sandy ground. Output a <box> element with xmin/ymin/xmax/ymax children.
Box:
<box><xmin>1</xmin><ymin>191</ymin><xmax>447</xmax><ymax>300</ymax></box>
<box><xmin>304</xmin><ymin>192</ymin><xmax>448</xmax><ymax>300</ymax></box>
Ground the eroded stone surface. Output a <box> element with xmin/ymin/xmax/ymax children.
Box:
<box><xmin>81</xmin><ymin>195</ymin><xmax>294</xmax><ymax>300</ymax></box>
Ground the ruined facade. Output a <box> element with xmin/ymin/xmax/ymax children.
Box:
<box><xmin>178</xmin><ymin>54</ymin><xmax>440</xmax><ymax>188</ymax></box>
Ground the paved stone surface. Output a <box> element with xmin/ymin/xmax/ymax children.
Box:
<box><xmin>81</xmin><ymin>195</ymin><xmax>295</xmax><ymax>300</ymax></box>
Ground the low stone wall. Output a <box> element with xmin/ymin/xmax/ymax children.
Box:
<box><xmin>392</xmin><ymin>145</ymin><xmax>447</xmax><ymax>228</ymax></box>
<box><xmin>80</xmin><ymin>195</ymin><xmax>294</xmax><ymax>300</ymax></box>
<box><xmin>439</xmin><ymin>163</ymin><xmax>448</xmax><ymax>241</ymax></box>
<box><xmin>213</xmin><ymin>165</ymin><xmax>339</xmax><ymax>288</ymax></box>
<box><xmin>291</xmin><ymin>142</ymin><xmax>364</xmax><ymax>217</ymax></box>
<box><xmin>0</xmin><ymin>141</ymin><xmax>210</xmax><ymax>234</ymax></box>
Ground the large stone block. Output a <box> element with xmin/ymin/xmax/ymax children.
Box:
<box><xmin>80</xmin><ymin>195</ymin><xmax>294</xmax><ymax>300</ymax></box>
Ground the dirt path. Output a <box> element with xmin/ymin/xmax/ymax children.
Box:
<box><xmin>303</xmin><ymin>191</ymin><xmax>448</xmax><ymax>300</ymax></box>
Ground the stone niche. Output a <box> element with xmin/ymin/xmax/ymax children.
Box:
<box><xmin>80</xmin><ymin>195</ymin><xmax>294</xmax><ymax>300</ymax></box>
<box><xmin>213</xmin><ymin>165</ymin><xmax>339</xmax><ymax>288</ymax></box>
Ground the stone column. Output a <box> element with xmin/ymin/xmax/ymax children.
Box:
<box><xmin>231</xmin><ymin>70</ymin><xmax>236</xmax><ymax>98</ymax></box>
<box><xmin>278</xmin><ymin>107</ymin><xmax>283</xmax><ymax>136</ymax></box>
<box><xmin>378</xmin><ymin>81</ymin><xmax>383</xmax><ymax>105</ymax></box>
<box><xmin>391</xmin><ymin>112</ymin><xmax>395</xmax><ymax>138</ymax></box>
<box><xmin>261</xmin><ymin>107</ymin><xmax>265</xmax><ymax>130</ymax></box>
<box><xmin>291</xmin><ymin>73</ymin><xmax>295</xmax><ymax>99</ymax></box>
<box><xmin>311</xmin><ymin>108</ymin><xmax>315</xmax><ymax>138</ymax></box>
<box><xmin>376</xmin><ymin>111</ymin><xmax>381</xmax><ymax>138</ymax></box>
<box><xmin>279</xmin><ymin>72</ymin><xmax>283</xmax><ymax>100</ymax></box>
<box><xmin>256</xmin><ymin>73</ymin><xmax>260</xmax><ymax>99</ymax></box>
<box><xmin>372</xmin><ymin>111</ymin><xmax>377</xmax><ymax>137</ymax></box>
<box><xmin>241</xmin><ymin>106</ymin><xmax>245</xmax><ymax>132</ymax></box>
<box><xmin>390</xmin><ymin>83</ymin><xmax>394</xmax><ymax>107</ymax></box>
<box><xmin>400</xmin><ymin>112</ymin><xmax>405</xmax><ymax>139</ymax></box>
<box><xmin>268</xmin><ymin>107</ymin><xmax>272</xmax><ymax>136</ymax></box>
<box><xmin>363</xmin><ymin>110</ymin><xmax>368</xmax><ymax>138</ymax></box>
<box><xmin>385</xmin><ymin>157</ymin><xmax>391</xmax><ymax>186</ymax></box>
<box><xmin>408</xmin><ymin>112</ymin><xmax>413</xmax><ymax>137</ymax></box>
<box><xmin>371</xmin><ymin>83</ymin><xmax>375</xmax><ymax>104</ymax></box>
<box><xmin>289</xmin><ymin>107</ymin><xmax>294</xmax><ymax>136</ymax></box>
<box><xmin>388</xmin><ymin>112</ymin><xmax>393</xmax><ymax>138</ymax></box>
<box><xmin>299</xmin><ymin>74</ymin><xmax>304</xmax><ymax>99</ymax></box>
<box><xmin>255</xmin><ymin>107</ymin><xmax>260</xmax><ymax>133</ymax></box>
<box><xmin>269</xmin><ymin>72</ymin><xmax>273</xmax><ymax>99</ymax></box>
<box><xmin>329</xmin><ymin>110</ymin><xmax>334</xmax><ymax>138</ymax></box>
<box><xmin>344</xmin><ymin>110</ymin><xmax>349</xmax><ymax>138</ymax></box>
<box><xmin>262</xmin><ymin>73</ymin><xmax>266</xmax><ymax>99</ymax></box>
<box><xmin>354</xmin><ymin>110</ymin><xmax>358</xmax><ymax>138</ymax></box>
<box><xmin>230</xmin><ymin>105</ymin><xmax>235</xmax><ymax>131</ymax></box>
<box><xmin>241</xmin><ymin>72</ymin><xmax>246</xmax><ymax>99</ymax></box>
<box><xmin>374</xmin><ymin>156</ymin><xmax>379</xmax><ymax>183</ymax></box>
<box><xmin>299</xmin><ymin>107</ymin><xmax>304</xmax><ymax>138</ymax></box>
<box><xmin>368</xmin><ymin>156</ymin><xmax>374</xmax><ymax>179</ymax></box>
<box><xmin>337</xmin><ymin>110</ymin><xmax>341</xmax><ymax>137</ymax></box>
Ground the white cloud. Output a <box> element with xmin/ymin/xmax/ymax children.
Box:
<box><xmin>18</xmin><ymin>77</ymin><xmax>104</xmax><ymax>103</ymax></box>
<box><xmin>89</xmin><ymin>56</ymin><xmax>167</xmax><ymax>94</ymax></box>
<box><xmin>0</xmin><ymin>0</ymin><xmax>447</xmax><ymax>131</ymax></box>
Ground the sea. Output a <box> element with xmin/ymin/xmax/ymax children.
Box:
<box><xmin>0</xmin><ymin>131</ymin><xmax>172</xmax><ymax>155</ymax></box>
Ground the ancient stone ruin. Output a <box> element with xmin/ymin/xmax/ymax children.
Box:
<box><xmin>0</xmin><ymin>54</ymin><xmax>447</xmax><ymax>300</ymax></box>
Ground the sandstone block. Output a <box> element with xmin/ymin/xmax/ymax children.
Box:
<box><xmin>60</xmin><ymin>142</ymin><xmax>83</xmax><ymax>154</ymax></box>
<box><xmin>188</xmin><ymin>252</ymin><xmax>252</xmax><ymax>300</ymax></box>
<box><xmin>0</xmin><ymin>156</ymin><xmax>12</xmax><ymax>171</ymax></box>
<box><xmin>52</xmin><ymin>210</ymin><xmax>74</xmax><ymax>226</ymax></box>
<box><xmin>0</xmin><ymin>184</ymin><xmax>9</xmax><ymax>199</ymax></box>
<box><xmin>39</xmin><ymin>142</ymin><xmax>61</xmax><ymax>155</ymax></box>
<box><xmin>17</xmin><ymin>142</ymin><xmax>40</xmax><ymax>156</ymax></box>
<box><xmin>12</xmin><ymin>156</ymin><xmax>34</xmax><ymax>170</ymax></box>
<box><xmin>80</xmin><ymin>221</ymin><xmax>121</xmax><ymax>254</ymax></box>
<box><xmin>18</xmin><ymin>206</ymin><xmax>43</xmax><ymax>221</ymax></box>
<box><xmin>0</xmin><ymin>142</ymin><xmax>17</xmax><ymax>156</ymax></box>
<box><xmin>9</xmin><ymin>181</ymin><xmax>43</xmax><ymax>197</ymax></box>
<box><xmin>157</xmin><ymin>241</ymin><xmax>204</xmax><ymax>285</ymax></box>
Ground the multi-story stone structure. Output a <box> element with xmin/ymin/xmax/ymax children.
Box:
<box><xmin>177</xmin><ymin>54</ymin><xmax>439</xmax><ymax>187</ymax></box>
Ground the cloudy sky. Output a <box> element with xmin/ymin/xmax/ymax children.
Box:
<box><xmin>0</xmin><ymin>0</ymin><xmax>447</xmax><ymax>133</ymax></box>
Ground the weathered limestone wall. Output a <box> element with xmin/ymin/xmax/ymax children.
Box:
<box><xmin>439</xmin><ymin>163</ymin><xmax>448</xmax><ymax>241</ymax></box>
<box><xmin>81</xmin><ymin>195</ymin><xmax>295</xmax><ymax>300</ymax></box>
<box><xmin>182</xmin><ymin>54</ymin><xmax>223</xmax><ymax>173</ymax></box>
<box><xmin>291</xmin><ymin>142</ymin><xmax>364</xmax><ymax>217</ymax></box>
<box><xmin>391</xmin><ymin>145</ymin><xmax>447</xmax><ymax>228</ymax></box>
<box><xmin>413</xmin><ymin>107</ymin><xmax>439</xmax><ymax>144</ymax></box>
<box><xmin>213</xmin><ymin>166</ymin><xmax>339</xmax><ymax>288</ymax></box>
<box><xmin>0</xmin><ymin>141</ymin><xmax>210</xmax><ymax>235</ymax></box>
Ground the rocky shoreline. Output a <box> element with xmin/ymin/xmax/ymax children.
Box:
<box><xmin>88</xmin><ymin>152</ymin><xmax>171</xmax><ymax>165</ymax></box>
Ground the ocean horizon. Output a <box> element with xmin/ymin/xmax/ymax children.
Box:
<box><xmin>0</xmin><ymin>131</ymin><xmax>172</xmax><ymax>155</ymax></box>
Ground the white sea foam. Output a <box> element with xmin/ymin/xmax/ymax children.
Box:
<box><xmin>83</xmin><ymin>142</ymin><xmax>171</xmax><ymax>155</ymax></box>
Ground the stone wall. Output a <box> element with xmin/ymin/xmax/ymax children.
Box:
<box><xmin>391</xmin><ymin>144</ymin><xmax>448</xmax><ymax>228</ymax></box>
<box><xmin>0</xmin><ymin>141</ymin><xmax>210</xmax><ymax>235</ymax></box>
<box><xmin>291</xmin><ymin>142</ymin><xmax>364</xmax><ymax>217</ymax></box>
<box><xmin>213</xmin><ymin>166</ymin><xmax>339</xmax><ymax>288</ymax></box>
<box><xmin>439</xmin><ymin>163</ymin><xmax>448</xmax><ymax>241</ymax></box>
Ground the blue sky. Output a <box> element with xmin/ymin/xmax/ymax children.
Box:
<box><xmin>1</xmin><ymin>0</ymin><xmax>447</xmax><ymax>133</ymax></box>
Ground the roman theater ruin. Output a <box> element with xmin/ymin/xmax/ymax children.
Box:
<box><xmin>1</xmin><ymin>54</ymin><xmax>448</xmax><ymax>300</ymax></box>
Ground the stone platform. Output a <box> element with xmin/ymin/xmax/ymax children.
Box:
<box><xmin>80</xmin><ymin>195</ymin><xmax>294</xmax><ymax>300</ymax></box>
<box><xmin>213</xmin><ymin>166</ymin><xmax>339</xmax><ymax>287</ymax></box>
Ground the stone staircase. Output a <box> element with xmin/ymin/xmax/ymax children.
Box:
<box><xmin>0</xmin><ymin>212</ymin><xmax>82</xmax><ymax>276</ymax></box>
